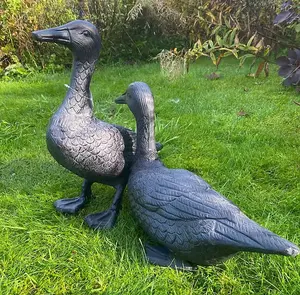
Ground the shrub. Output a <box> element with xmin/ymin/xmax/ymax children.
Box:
<box><xmin>274</xmin><ymin>1</ymin><xmax>300</xmax><ymax>89</ymax></box>
<box><xmin>0</xmin><ymin>0</ymin><xmax>291</xmax><ymax>75</ymax></box>
<box><xmin>154</xmin><ymin>48</ymin><xmax>188</xmax><ymax>79</ymax></box>
<box><xmin>0</xmin><ymin>0</ymin><xmax>77</xmax><ymax>76</ymax></box>
<box><xmin>277</xmin><ymin>49</ymin><xmax>300</xmax><ymax>86</ymax></box>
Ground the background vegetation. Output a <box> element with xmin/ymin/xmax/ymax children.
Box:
<box><xmin>2</xmin><ymin>0</ymin><xmax>299</xmax><ymax>75</ymax></box>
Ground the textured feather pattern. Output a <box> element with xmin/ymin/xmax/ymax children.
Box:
<box><xmin>128</xmin><ymin>160</ymin><xmax>299</xmax><ymax>265</ymax></box>
<box><xmin>113</xmin><ymin>124</ymin><xmax>137</xmax><ymax>166</ymax></box>
<box><xmin>46</xmin><ymin>60</ymin><xmax>133</xmax><ymax>183</ymax></box>
<box><xmin>47</xmin><ymin>116</ymin><xmax>125</xmax><ymax>180</ymax></box>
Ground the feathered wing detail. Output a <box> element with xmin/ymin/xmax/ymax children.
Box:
<box><xmin>214</xmin><ymin>214</ymin><xmax>299</xmax><ymax>256</ymax></box>
<box><xmin>113</xmin><ymin>124</ymin><xmax>163</xmax><ymax>166</ymax></box>
<box><xmin>47</xmin><ymin>118</ymin><xmax>126</xmax><ymax>179</ymax></box>
<box><xmin>113</xmin><ymin>124</ymin><xmax>136</xmax><ymax>165</ymax></box>
<box><xmin>128</xmin><ymin>166</ymin><xmax>299</xmax><ymax>260</ymax></box>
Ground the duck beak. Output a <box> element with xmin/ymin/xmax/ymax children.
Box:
<box><xmin>32</xmin><ymin>24</ymin><xmax>70</xmax><ymax>45</ymax></box>
<box><xmin>115</xmin><ymin>94</ymin><xmax>127</xmax><ymax>104</ymax></box>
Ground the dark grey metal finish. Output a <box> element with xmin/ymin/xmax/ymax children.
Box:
<box><xmin>31</xmin><ymin>21</ymin><xmax>161</xmax><ymax>230</ymax></box>
<box><xmin>115</xmin><ymin>82</ymin><xmax>300</xmax><ymax>269</ymax></box>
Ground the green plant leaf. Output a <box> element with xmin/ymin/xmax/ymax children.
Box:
<box><xmin>229</xmin><ymin>28</ymin><xmax>237</xmax><ymax>44</ymax></box>
<box><xmin>263</xmin><ymin>46</ymin><xmax>271</xmax><ymax>57</ymax></box>
<box><xmin>295</xmin><ymin>24</ymin><xmax>300</xmax><ymax>33</ymax></box>
<box><xmin>239</xmin><ymin>54</ymin><xmax>255</xmax><ymax>66</ymax></box>
<box><xmin>211</xmin><ymin>25</ymin><xmax>222</xmax><ymax>36</ymax></box>
<box><xmin>203</xmin><ymin>42</ymin><xmax>209</xmax><ymax>51</ymax></box>
<box><xmin>216</xmin><ymin>35</ymin><xmax>223</xmax><ymax>46</ymax></box>
<box><xmin>231</xmin><ymin>49</ymin><xmax>239</xmax><ymax>59</ymax></box>
<box><xmin>223</xmin><ymin>29</ymin><xmax>232</xmax><ymax>45</ymax></box>
<box><xmin>210</xmin><ymin>52</ymin><xmax>217</xmax><ymax>65</ymax></box>
<box><xmin>224</xmin><ymin>51</ymin><xmax>233</xmax><ymax>57</ymax></box>
<box><xmin>247</xmin><ymin>34</ymin><xmax>256</xmax><ymax>47</ymax></box>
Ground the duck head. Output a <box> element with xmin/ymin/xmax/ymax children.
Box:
<box><xmin>32</xmin><ymin>20</ymin><xmax>101</xmax><ymax>63</ymax></box>
<box><xmin>115</xmin><ymin>82</ymin><xmax>155</xmax><ymax>120</ymax></box>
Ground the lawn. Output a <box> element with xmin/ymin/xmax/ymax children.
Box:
<box><xmin>0</xmin><ymin>58</ymin><xmax>299</xmax><ymax>295</ymax></box>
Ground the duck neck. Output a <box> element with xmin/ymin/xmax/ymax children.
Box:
<box><xmin>135</xmin><ymin>104</ymin><xmax>158</xmax><ymax>162</ymax></box>
<box><xmin>63</xmin><ymin>58</ymin><xmax>96</xmax><ymax>115</ymax></box>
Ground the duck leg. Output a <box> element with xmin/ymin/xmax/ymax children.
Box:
<box><xmin>84</xmin><ymin>184</ymin><xmax>125</xmax><ymax>230</ymax></box>
<box><xmin>54</xmin><ymin>179</ymin><xmax>92</xmax><ymax>214</ymax></box>
<box><xmin>145</xmin><ymin>244</ymin><xmax>197</xmax><ymax>271</ymax></box>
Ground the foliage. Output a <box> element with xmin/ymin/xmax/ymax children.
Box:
<box><xmin>155</xmin><ymin>0</ymin><xmax>282</xmax><ymax>47</ymax></box>
<box><xmin>272</xmin><ymin>1</ymin><xmax>300</xmax><ymax>90</ymax></box>
<box><xmin>0</xmin><ymin>0</ymin><xmax>76</xmax><ymax>77</ymax></box>
<box><xmin>0</xmin><ymin>0</ymin><xmax>73</xmax><ymax>74</ymax></box>
<box><xmin>0</xmin><ymin>0</ymin><xmax>189</xmax><ymax>71</ymax></box>
<box><xmin>86</xmin><ymin>0</ymin><xmax>188</xmax><ymax>63</ymax></box>
<box><xmin>154</xmin><ymin>48</ymin><xmax>188</xmax><ymax>79</ymax></box>
<box><xmin>274</xmin><ymin>0</ymin><xmax>299</xmax><ymax>25</ymax></box>
<box><xmin>276</xmin><ymin>49</ymin><xmax>300</xmax><ymax>86</ymax></box>
<box><xmin>157</xmin><ymin>29</ymin><xmax>271</xmax><ymax>78</ymax></box>
<box><xmin>272</xmin><ymin>0</ymin><xmax>300</xmax><ymax>46</ymax></box>
<box><xmin>152</xmin><ymin>0</ymin><xmax>276</xmax><ymax>78</ymax></box>
<box><xmin>0</xmin><ymin>0</ymin><xmax>293</xmax><ymax>75</ymax></box>
<box><xmin>0</xmin><ymin>48</ymin><xmax>33</xmax><ymax>80</ymax></box>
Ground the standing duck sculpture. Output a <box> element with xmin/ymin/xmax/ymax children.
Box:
<box><xmin>115</xmin><ymin>82</ymin><xmax>299</xmax><ymax>269</ymax></box>
<box><xmin>31</xmin><ymin>21</ymin><xmax>161</xmax><ymax>230</ymax></box>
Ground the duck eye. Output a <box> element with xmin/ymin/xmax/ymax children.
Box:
<box><xmin>82</xmin><ymin>30</ymin><xmax>91</xmax><ymax>37</ymax></box>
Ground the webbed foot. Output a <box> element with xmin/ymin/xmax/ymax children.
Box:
<box><xmin>85</xmin><ymin>209</ymin><xmax>117</xmax><ymax>230</ymax></box>
<box><xmin>54</xmin><ymin>196</ymin><xmax>86</xmax><ymax>214</ymax></box>
<box><xmin>85</xmin><ymin>183</ymin><xmax>125</xmax><ymax>230</ymax></box>
<box><xmin>145</xmin><ymin>244</ymin><xmax>197</xmax><ymax>271</ymax></box>
<box><xmin>54</xmin><ymin>179</ymin><xmax>92</xmax><ymax>214</ymax></box>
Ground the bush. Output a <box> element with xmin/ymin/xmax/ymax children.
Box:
<box><xmin>0</xmin><ymin>0</ymin><xmax>76</xmax><ymax>76</ymax></box>
<box><xmin>0</xmin><ymin>0</ymin><xmax>291</xmax><ymax>75</ymax></box>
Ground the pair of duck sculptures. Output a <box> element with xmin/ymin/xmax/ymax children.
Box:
<box><xmin>31</xmin><ymin>20</ymin><xmax>299</xmax><ymax>270</ymax></box>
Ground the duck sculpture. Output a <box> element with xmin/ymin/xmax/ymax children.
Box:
<box><xmin>115</xmin><ymin>82</ymin><xmax>299</xmax><ymax>269</ymax></box>
<box><xmin>31</xmin><ymin>21</ymin><xmax>161</xmax><ymax>230</ymax></box>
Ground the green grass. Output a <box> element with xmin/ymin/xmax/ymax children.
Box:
<box><xmin>0</xmin><ymin>58</ymin><xmax>299</xmax><ymax>295</ymax></box>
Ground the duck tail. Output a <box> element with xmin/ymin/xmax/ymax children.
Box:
<box><xmin>247</xmin><ymin>227</ymin><xmax>300</xmax><ymax>257</ymax></box>
<box><xmin>217</xmin><ymin>216</ymin><xmax>299</xmax><ymax>257</ymax></box>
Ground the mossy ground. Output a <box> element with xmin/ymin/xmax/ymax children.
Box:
<box><xmin>0</xmin><ymin>58</ymin><xmax>299</xmax><ymax>294</ymax></box>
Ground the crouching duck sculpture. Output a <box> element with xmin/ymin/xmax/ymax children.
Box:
<box><xmin>31</xmin><ymin>21</ymin><xmax>161</xmax><ymax>230</ymax></box>
<box><xmin>115</xmin><ymin>82</ymin><xmax>299</xmax><ymax>270</ymax></box>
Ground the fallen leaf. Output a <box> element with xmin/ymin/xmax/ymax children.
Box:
<box><xmin>237</xmin><ymin>109</ymin><xmax>249</xmax><ymax>117</ymax></box>
<box><xmin>206</xmin><ymin>72</ymin><xmax>221</xmax><ymax>80</ymax></box>
<box><xmin>255</xmin><ymin>61</ymin><xmax>265</xmax><ymax>78</ymax></box>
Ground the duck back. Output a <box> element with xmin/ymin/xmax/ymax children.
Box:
<box><xmin>128</xmin><ymin>160</ymin><xmax>299</xmax><ymax>265</ymax></box>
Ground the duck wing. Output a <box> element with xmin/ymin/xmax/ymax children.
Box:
<box><xmin>113</xmin><ymin>124</ymin><xmax>163</xmax><ymax>165</ymax></box>
<box><xmin>129</xmin><ymin>167</ymin><xmax>299</xmax><ymax>256</ymax></box>
<box><xmin>113</xmin><ymin>124</ymin><xmax>136</xmax><ymax>165</ymax></box>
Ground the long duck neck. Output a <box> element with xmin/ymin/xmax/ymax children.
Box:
<box><xmin>62</xmin><ymin>58</ymin><xmax>96</xmax><ymax>115</ymax></box>
<box><xmin>135</xmin><ymin>98</ymin><xmax>158</xmax><ymax>162</ymax></box>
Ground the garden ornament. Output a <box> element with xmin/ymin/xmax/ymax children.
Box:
<box><xmin>115</xmin><ymin>81</ymin><xmax>299</xmax><ymax>270</ymax></box>
<box><xmin>31</xmin><ymin>20</ymin><xmax>162</xmax><ymax>230</ymax></box>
